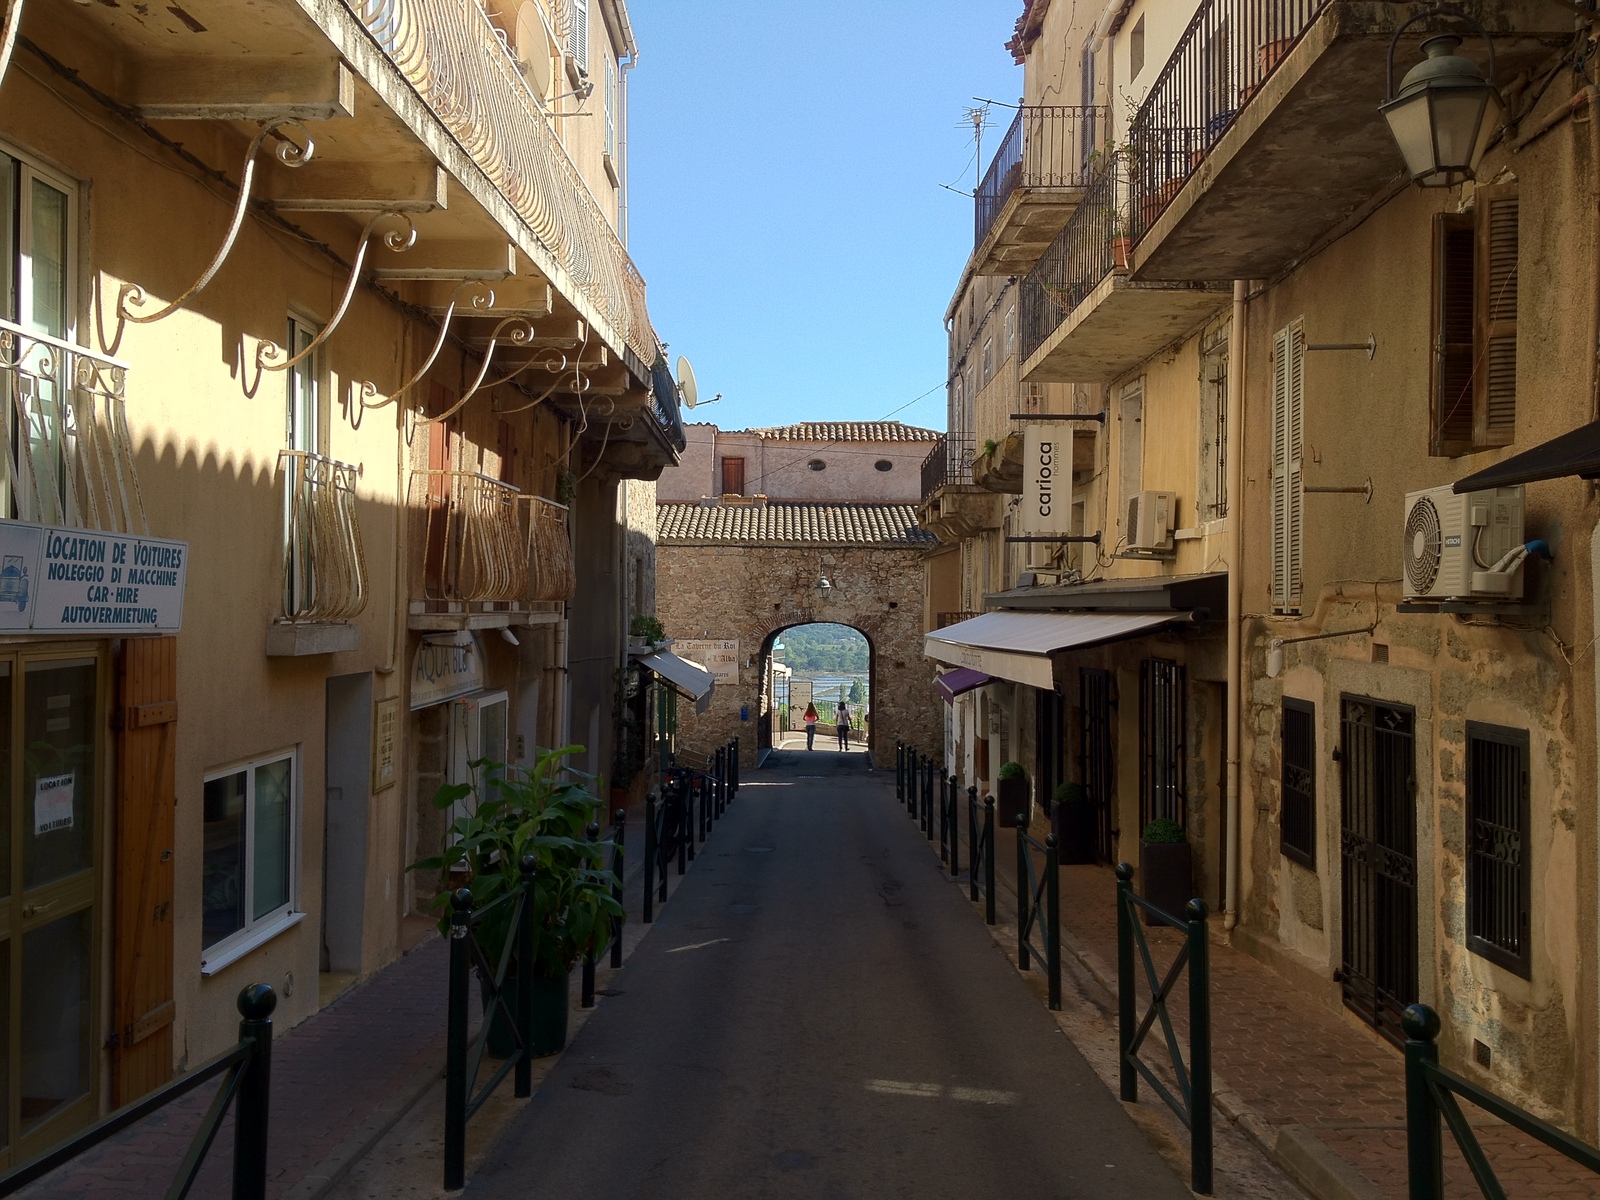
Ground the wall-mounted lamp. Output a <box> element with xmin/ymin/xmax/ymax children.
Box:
<box><xmin>816</xmin><ymin>573</ymin><xmax>833</xmax><ymax>598</ymax></box>
<box><xmin>1380</xmin><ymin>9</ymin><xmax>1504</xmax><ymax>189</ymax></box>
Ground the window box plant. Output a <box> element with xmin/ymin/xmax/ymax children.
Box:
<box><xmin>412</xmin><ymin>746</ymin><xmax>621</xmax><ymax>1057</ymax></box>
<box><xmin>1051</xmin><ymin>781</ymin><xmax>1098</xmax><ymax>865</ymax></box>
<box><xmin>628</xmin><ymin>614</ymin><xmax>666</xmax><ymax>654</ymax></box>
<box><xmin>996</xmin><ymin>760</ymin><xmax>1029</xmax><ymax>828</ymax></box>
<box><xmin>1138</xmin><ymin>816</ymin><xmax>1192</xmax><ymax>927</ymax></box>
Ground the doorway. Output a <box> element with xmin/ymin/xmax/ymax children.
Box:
<box><xmin>759</xmin><ymin>623</ymin><xmax>871</xmax><ymax>756</ymax></box>
<box><xmin>1338</xmin><ymin>695</ymin><xmax>1418</xmax><ymax>1045</ymax></box>
<box><xmin>1079</xmin><ymin>668</ymin><xmax>1114</xmax><ymax>862</ymax></box>
<box><xmin>323</xmin><ymin>673</ymin><xmax>373</xmax><ymax>986</ymax></box>
<box><xmin>449</xmin><ymin>691</ymin><xmax>509</xmax><ymax>821</ymax></box>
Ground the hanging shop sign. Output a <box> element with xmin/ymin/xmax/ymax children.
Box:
<box><xmin>1020</xmin><ymin>423</ymin><xmax>1072</xmax><ymax>536</ymax></box>
<box><xmin>674</xmin><ymin>638</ymin><xmax>739</xmax><ymax>685</ymax></box>
<box><xmin>0</xmin><ymin>519</ymin><xmax>187</xmax><ymax>635</ymax></box>
<box><xmin>410</xmin><ymin>632</ymin><xmax>485</xmax><ymax>710</ymax></box>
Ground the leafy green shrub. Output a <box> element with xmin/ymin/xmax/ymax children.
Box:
<box><xmin>998</xmin><ymin>760</ymin><xmax>1026</xmax><ymax>782</ymax></box>
<box><xmin>1141</xmin><ymin>817</ymin><xmax>1186</xmax><ymax>845</ymax></box>
<box><xmin>629</xmin><ymin>615</ymin><xmax>665</xmax><ymax>644</ymax></box>
<box><xmin>1053</xmin><ymin>781</ymin><xmax>1089</xmax><ymax>807</ymax></box>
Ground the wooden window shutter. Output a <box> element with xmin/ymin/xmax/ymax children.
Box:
<box><xmin>1475</xmin><ymin>184</ymin><xmax>1519</xmax><ymax>448</ymax></box>
<box><xmin>1271</xmin><ymin>323</ymin><xmax>1306</xmax><ymax>611</ymax></box>
<box><xmin>1432</xmin><ymin>212</ymin><xmax>1475</xmax><ymax>456</ymax></box>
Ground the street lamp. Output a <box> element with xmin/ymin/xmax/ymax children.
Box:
<box><xmin>1380</xmin><ymin>10</ymin><xmax>1504</xmax><ymax>189</ymax></box>
<box><xmin>816</xmin><ymin>573</ymin><xmax>833</xmax><ymax>598</ymax></box>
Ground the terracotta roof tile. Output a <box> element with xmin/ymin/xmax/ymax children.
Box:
<box><xmin>740</xmin><ymin>421</ymin><xmax>941</xmax><ymax>443</ymax></box>
<box><xmin>656</xmin><ymin>502</ymin><xmax>937</xmax><ymax>547</ymax></box>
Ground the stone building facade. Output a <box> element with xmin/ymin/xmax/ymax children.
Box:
<box><xmin>660</xmin><ymin>421</ymin><xmax>938</xmax><ymax>504</ymax></box>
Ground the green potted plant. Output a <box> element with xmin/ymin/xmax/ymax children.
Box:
<box><xmin>995</xmin><ymin>760</ymin><xmax>1029</xmax><ymax>828</ymax></box>
<box><xmin>1051</xmin><ymin>781</ymin><xmax>1098</xmax><ymax>865</ymax></box>
<box><xmin>1138</xmin><ymin>817</ymin><xmax>1192</xmax><ymax>926</ymax></box>
<box><xmin>412</xmin><ymin>746</ymin><xmax>622</xmax><ymax>1057</ymax></box>
<box><xmin>628</xmin><ymin>614</ymin><xmax>666</xmax><ymax>653</ymax></box>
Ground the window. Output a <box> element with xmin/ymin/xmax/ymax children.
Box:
<box><xmin>1138</xmin><ymin>658</ymin><xmax>1185</xmax><ymax>829</ymax></box>
<box><xmin>1466</xmin><ymin>722</ymin><xmax>1530</xmax><ymax>977</ymax></box>
<box><xmin>284</xmin><ymin>317</ymin><xmax>320</xmax><ymax>614</ymax></box>
<box><xmin>1129</xmin><ymin>16</ymin><xmax>1146</xmax><ymax>80</ymax></box>
<box><xmin>1118</xmin><ymin>379</ymin><xmax>1144</xmax><ymax>535</ymax></box>
<box><xmin>873</xmin><ymin>459</ymin><xmax>893</xmax><ymax>472</ymax></box>
<box><xmin>981</xmin><ymin>336</ymin><xmax>993</xmax><ymax>385</ymax></box>
<box><xmin>1280</xmin><ymin>699</ymin><xmax>1315</xmax><ymax>868</ymax></box>
<box><xmin>1432</xmin><ymin>184</ymin><xmax>1518</xmax><ymax>455</ymax></box>
<box><xmin>720</xmin><ymin>456</ymin><xmax>745</xmax><ymax>495</ymax></box>
<box><xmin>1080</xmin><ymin>43</ymin><xmax>1099</xmax><ymax>175</ymax></box>
<box><xmin>807</xmin><ymin>458</ymin><xmax>826</xmax><ymax>471</ymax></box>
<box><xmin>567</xmin><ymin>0</ymin><xmax>589</xmax><ymax>72</ymax></box>
<box><xmin>604</xmin><ymin>55</ymin><xmax>618</xmax><ymax>163</ymax></box>
<box><xmin>1270</xmin><ymin>320</ymin><xmax>1305</xmax><ymax>613</ymax></box>
<box><xmin>202</xmin><ymin>750</ymin><xmax>298</xmax><ymax>965</ymax></box>
<box><xmin>1004</xmin><ymin>306</ymin><xmax>1016</xmax><ymax>360</ymax></box>
<box><xmin>0</xmin><ymin>152</ymin><xmax>78</xmax><ymax>526</ymax></box>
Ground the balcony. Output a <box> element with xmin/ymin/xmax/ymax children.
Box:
<box><xmin>1127</xmin><ymin>0</ymin><xmax>1570</xmax><ymax>283</ymax></box>
<box><xmin>0</xmin><ymin>317</ymin><xmax>145</xmax><ymax>535</ymax></box>
<box><xmin>972</xmin><ymin>106</ymin><xmax>1105</xmax><ymax>277</ymax></box>
<box><xmin>1020</xmin><ymin>167</ymin><xmax>1228</xmax><ymax>383</ymax></box>
<box><xmin>268</xmin><ymin>451</ymin><xmax>367</xmax><ymax>656</ymax></box>
<box><xmin>918</xmin><ymin>434</ymin><xmax>1001</xmax><ymax>544</ymax></box>
<box><xmin>409</xmin><ymin>472</ymin><xmax>573</xmax><ymax>630</ymax></box>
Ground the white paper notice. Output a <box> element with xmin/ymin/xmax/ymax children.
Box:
<box><xmin>34</xmin><ymin>772</ymin><xmax>73</xmax><ymax>835</ymax></box>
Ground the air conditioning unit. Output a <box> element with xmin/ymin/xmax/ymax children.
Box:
<box><xmin>1126</xmin><ymin>490</ymin><xmax>1177</xmax><ymax>553</ymax></box>
<box><xmin>1402</xmin><ymin>484</ymin><xmax>1526</xmax><ymax>601</ymax></box>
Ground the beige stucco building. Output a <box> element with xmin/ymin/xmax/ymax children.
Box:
<box><xmin>659</xmin><ymin>420</ymin><xmax>939</xmax><ymax>504</ymax></box>
<box><xmin>925</xmin><ymin>0</ymin><xmax>1600</xmax><ymax>1141</ymax></box>
<box><xmin>0</xmin><ymin>0</ymin><xmax>680</xmax><ymax>1157</ymax></box>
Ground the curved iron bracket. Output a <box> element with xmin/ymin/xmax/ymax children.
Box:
<box><xmin>426</xmin><ymin>316</ymin><xmax>536</xmax><ymax>422</ymax></box>
<box><xmin>350</xmin><ymin>281</ymin><xmax>495</xmax><ymax>428</ymax></box>
<box><xmin>119</xmin><ymin>119</ymin><xmax>313</xmax><ymax>325</ymax></box>
<box><xmin>0</xmin><ymin>0</ymin><xmax>26</xmax><ymax>98</ymax></box>
<box><xmin>257</xmin><ymin>211</ymin><xmax>417</xmax><ymax>376</ymax></box>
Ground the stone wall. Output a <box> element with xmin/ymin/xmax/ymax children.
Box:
<box><xmin>656</xmin><ymin>542</ymin><xmax>943</xmax><ymax>769</ymax></box>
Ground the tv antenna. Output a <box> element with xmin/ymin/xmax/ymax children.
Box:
<box><xmin>677</xmin><ymin>356</ymin><xmax>719</xmax><ymax>409</ymax></box>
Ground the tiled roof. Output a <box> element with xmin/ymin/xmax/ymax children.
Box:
<box><xmin>657</xmin><ymin>502</ymin><xmax>937</xmax><ymax>547</ymax></box>
<box><xmin>741</xmin><ymin>421</ymin><xmax>941</xmax><ymax>443</ymax></box>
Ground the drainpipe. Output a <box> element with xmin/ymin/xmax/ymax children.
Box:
<box><xmin>1224</xmin><ymin>279</ymin><xmax>1247</xmax><ymax>934</ymax></box>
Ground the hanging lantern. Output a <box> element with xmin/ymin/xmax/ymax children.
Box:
<box><xmin>1380</xmin><ymin>12</ymin><xmax>1504</xmax><ymax>189</ymax></box>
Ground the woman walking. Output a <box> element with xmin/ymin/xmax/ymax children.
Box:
<box><xmin>836</xmin><ymin>700</ymin><xmax>852</xmax><ymax>750</ymax></box>
<box><xmin>803</xmin><ymin>702</ymin><xmax>819</xmax><ymax>750</ymax></box>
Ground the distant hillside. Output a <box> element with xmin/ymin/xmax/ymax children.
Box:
<box><xmin>778</xmin><ymin>623</ymin><xmax>869</xmax><ymax>674</ymax></box>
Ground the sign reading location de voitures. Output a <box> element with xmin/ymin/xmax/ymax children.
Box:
<box><xmin>0</xmin><ymin>519</ymin><xmax>189</xmax><ymax>635</ymax></box>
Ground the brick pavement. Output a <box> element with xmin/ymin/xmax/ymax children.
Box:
<box><xmin>941</xmin><ymin>796</ymin><xmax>1600</xmax><ymax>1200</ymax></box>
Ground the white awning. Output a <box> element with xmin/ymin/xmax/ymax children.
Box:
<box><xmin>924</xmin><ymin>611</ymin><xmax>1177</xmax><ymax>688</ymax></box>
<box><xmin>640</xmin><ymin>650</ymin><xmax>716</xmax><ymax>705</ymax></box>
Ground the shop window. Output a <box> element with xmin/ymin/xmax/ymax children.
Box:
<box><xmin>1466</xmin><ymin>722</ymin><xmax>1530</xmax><ymax>977</ymax></box>
<box><xmin>1432</xmin><ymin>184</ymin><xmax>1518</xmax><ymax>456</ymax></box>
<box><xmin>1280</xmin><ymin>698</ymin><xmax>1315</xmax><ymax>868</ymax></box>
<box><xmin>202</xmin><ymin>750</ymin><xmax>298</xmax><ymax>967</ymax></box>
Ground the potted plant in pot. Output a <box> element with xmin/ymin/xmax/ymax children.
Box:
<box><xmin>412</xmin><ymin>746</ymin><xmax>622</xmax><ymax>1057</ymax></box>
<box><xmin>995</xmin><ymin>760</ymin><xmax>1030</xmax><ymax>828</ymax></box>
<box><xmin>628</xmin><ymin>615</ymin><xmax>666</xmax><ymax>654</ymax></box>
<box><xmin>1138</xmin><ymin>817</ymin><xmax>1192</xmax><ymax>926</ymax></box>
<box><xmin>1050</xmin><ymin>781</ymin><xmax>1098</xmax><ymax>865</ymax></box>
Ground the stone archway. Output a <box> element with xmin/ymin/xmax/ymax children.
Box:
<box><xmin>755</xmin><ymin>618</ymin><xmax>878</xmax><ymax>753</ymax></box>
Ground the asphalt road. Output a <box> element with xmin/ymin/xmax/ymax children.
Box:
<box><xmin>467</xmin><ymin>747</ymin><xmax>1192</xmax><ymax>1200</ymax></box>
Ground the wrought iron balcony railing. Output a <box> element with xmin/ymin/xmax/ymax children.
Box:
<box><xmin>1020</xmin><ymin>164</ymin><xmax>1122</xmax><ymax>361</ymax></box>
<box><xmin>921</xmin><ymin>434</ymin><xmax>976</xmax><ymax>502</ymax></box>
<box><xmin>281</xmin><ymin>450</ymin><xmax>368</xmax><ymax>622</ymax></box>
<box><xmin>348</xmin><ymin>0</ymin><xmax>658</xmax><ymax>365</ymax></box>
<box><xmin>975</xmin><ymin>105</ymin><xmax>1105</xmax><ymax>251</ymax></box>
<box><xmin>1128</xmin><ymin>0</ymin><xmax>1329</xmax><ymax>242</ymax></box>
<box><xmin>0</xmin><ymin>316</ymin><xmax>147</xmax><ymax>535</ymax></box>
<box><xmin>415</xmin><ymin>470</ymin><xmax>574</xmax><ymax>604</ymax></box>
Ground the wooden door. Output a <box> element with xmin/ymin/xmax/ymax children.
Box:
<box><xmin>112</xmin><ymin>636</ymin><xmax>176</xmax><ymax>1104</ymax></box>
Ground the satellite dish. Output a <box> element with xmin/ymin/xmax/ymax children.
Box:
<box><xmin>515</xmin><ymin>2</ymin><xmax>555</xmax><ymax>99</ymax></box>
<box><xmin>676</xmin><ymin>356</ymin><xmax>699</xmax><ymax>409</ymax></box>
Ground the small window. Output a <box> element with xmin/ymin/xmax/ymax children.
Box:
<box><xmin>720</xmin><ymin>456</ymin><xmax>745</xmax><ymax>495</ymax></box>
<box><xmin>807</xmin><ymin>459</ymin><xmax>826</xmax><ymax>472</ymax></box>
<box><xmin>1004</xmin><ymin>306</ymin><xmax>1016</xmax><ymax>359</ymax></box>
<box><xmin>1280</xmin><ymin>699</ymin><xmax>1315</xmax><ymax>868</ymax></box>
<box><xmin>202</xmin><ymin>750</ymin><xmax>299</xmax><ymax>961</ymax></box>
<box><xmin>982</xmin><ymin>336</ymin><xmax>993</xmax><ymax>384</ymax></box>
<box><xmin>1466</xmin><ymin>722</ymin><xmax>1530</xmax><ymax>977</ymax></box>
<box><xmin>874</xmin><ymin>459</ymin><xmax>893</xmax><ymax>472</ymax></box>
<box><xmin>1129</xmin><ymin>16</ymin><xmax>1146</xmax><ymax>80</ymax></box>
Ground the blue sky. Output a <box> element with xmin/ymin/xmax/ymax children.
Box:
<box><xmin>626</xmin><ymin>1</ymin><xmax>1022</xmax><ymax>434</ymax></box>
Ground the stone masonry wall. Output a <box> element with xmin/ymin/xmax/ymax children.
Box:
<box><xmin>656</xmin><ymin>542</ymin><xmax>943</xmax><ymax>769</ymax></box>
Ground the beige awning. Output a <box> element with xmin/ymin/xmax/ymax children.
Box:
<box><xmin>924</xmin><ymin>611</ymin><xmax>1178</xmax><ymax>688</ymax></box>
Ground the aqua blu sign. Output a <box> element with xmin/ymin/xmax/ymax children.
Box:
<box><xmin>0</xmin><ymin>519</ymin><xmax>188</xmax><ymax>634</ymax></box>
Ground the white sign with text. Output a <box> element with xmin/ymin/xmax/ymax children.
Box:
<box><xmin>674</xmin><ymin>639</ymin><xmax>739</xmax><ymax>685</ymax></box>
<box><xmin>0</xmin><ymin>519</ymin><xmax>188</xmax><ymax>634</ymax></box>
<box><xmin>1020</xmin><ymin>424</ymin><xmax>1072</xmax><ymax>536</ymax></box>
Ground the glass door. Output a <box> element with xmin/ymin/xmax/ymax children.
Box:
<box><xmin>447</xmin><ymin>691</ymin><xmax>510</xmax><ymax>823</ymax></box>
<box><xmin>0</xmin><ymin>647</ymin><xmax>104</xmax><ymax>1163</ymax></box>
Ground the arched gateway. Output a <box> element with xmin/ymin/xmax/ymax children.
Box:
<box><xmin>655</xmin><ymin>498</ymin><xmax>944</xmax><ymax>769</ymax></box>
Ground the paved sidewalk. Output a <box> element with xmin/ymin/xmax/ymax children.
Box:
<box><xmin>934</xmin><ymin>798</ymin><xmax>1600</xmax><ymax>1200</ymax></box>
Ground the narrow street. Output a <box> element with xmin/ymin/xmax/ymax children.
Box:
<box><xmin>464</xmin><ymin>751</ymin><xmax>1191</xmax><ymax>1200</ymax></box>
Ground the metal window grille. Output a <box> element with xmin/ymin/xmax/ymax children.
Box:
<box><xmin>1079</xmin><ymin>668</ymin><xmax>1115</xmax><ymax>862</ymax></box>
<box><xmin>1280</xmin><ymin>698</ymin><xmax>1315</xmax><ymax>868</ymax></box>
<box><xmin>1138</xmin><ymin>659</ymin><xmax>1186</xmax><ymax>830</ymax></box>
<box><xmin>1466</xmin><ymin>723</ymin><xmax>1530</xmax><ymax>978</ymax></box>
<box><xmin>1338</xmin><ymin>696</ymin><xmax>1418</xmax><ymax>1045</ymax></box>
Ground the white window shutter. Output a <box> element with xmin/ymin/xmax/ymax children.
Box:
<box><xmin>1286</xmin><ymin>319</ymin><xmax>1305</xmax><ymax>609</ymax></box>
<box><xmin>605</xmin><ymin>56</ymin><xmax>617</xmax><ymax>158</ymax></box>
<box><xmin>1270</xmin><ymin>320</ymin><xmax>1305</xmax><ymax>612</ymax></box>
<box><xmin>568</xmin><ymin>0</ymin><xmax>588</xmax><ymax>70</ymax></box>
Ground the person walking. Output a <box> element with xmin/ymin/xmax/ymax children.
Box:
<box><xmin>803</xmin><ymin>702</ymin><xmax>819</xmax><ymax>750</ymax></box>
<box><xmin>836</xmin><ymin>700</ymin><xmax>852</xmax><ymax>751</ymax></box>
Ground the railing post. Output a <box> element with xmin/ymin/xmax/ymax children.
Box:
<box><xmin>983</xmin><ymin>796</ymin><xmax>996</xmax><ymax>926</ymax></box>
<box><xmin>1116</xmin><ymin>863</ymin><xmax>1136</xmax><ymax>1103</ymax></box>
<box><xmin>948</xmin><ymin>775</ymin><xmax>960</xmax><ymax>877</ymax></box>
<box><xmin>1046</xmin><ymin>834</ymin><xmax>1061</xmax><ymax>1011</ymax></box>
<box><xmin>582</xmin><ymin>825</ymin><xmax>599</xmax><ymax>1009</ymax></box>
<box><xmin>610</xmin><ymin>810</ymin><xmax>625</xmax><ymax>969</ymax></box>
<box><xmin>939</xmin><ymin>773</ymin><xmax>949</xmax><ymax>862</ymax></box>
<box><xmin>657</xmin><ymin>801</ymin><xmax>669</xmax><ymax>905</ymax></box>
<box><xmin>643</xmin><ymin>793</ymin><xmax>657</xmax><ymax>925</ymax></box>
<box><xmin>732</xmin><ymin>737</ymin><xmax>740</xmax><ymax>796</ymax></box>
<box><xmin>231</xmin><ymin>983</ymin><xmax>276</xmax><ymax>1200</ymax></box>
<box><xmin>700</xmin><ymin>772</ymin><xmax>709</xmax><ymax>841</ymax></box>
<box><xmin>968</xmin><ymin>785</ymin><xmax>979</xmax><ymax>901</ymax></box>
<box><xmin>923</xmin><ymin>756</ymin><xmax>934</xmax><ymax>839</ymax></box>
<box><xmin>1404</xmin><ymin>1005</ymin><xmax>1445</xmax><ymax>1200</ymax></box>
<box><xmin>715</xmin><ymin>747</ymin><xmax>725</xmax><ymax>819</ymax></box>
<box><xmin>1016</xmin><ymin>822</ymin><xmax>1029</xmax><ymax>970</ymax></box>
<box><xmin>896</xmin><ymin>742</ymin><xmax>904</xmax><ymax>801</ymax></box>
<box><xmin>685</xmin><ymin>782</ymin><xmax>696</xmax><ymax>862</ymax></box>
<box><xmin>444</xmin><ymin>887</ymin><xmax>472</xmax><ymax>1191</ymax></box>
<box><xmin>676</xmin><ymin>785</ymin><xmax>688</xmax><ymax>876</ymax></box>
<box><xmin>1187</xmin><ymin>898</ymin><xmax>1212</xmax><ymax>1195</ymax></box>
<box><xmin>515</xmin><ymin>857</ymin><xmax>536</xmax><ymax>1096</ymax></box>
